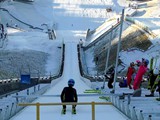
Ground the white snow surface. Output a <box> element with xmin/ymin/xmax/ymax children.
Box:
<box><xmin>0</xmin><ymin>0</ymin><xmax>160</xmax><ymax>119</ymax></box>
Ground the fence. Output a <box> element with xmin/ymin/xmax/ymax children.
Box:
<box><xmin>0</xmin><ymin>84</ymin><xmax>49</xmax><ymax>120</ymax></box>
<box><xmin>19</xmin><ymin>101</ymin><xmax>112</xmax><ymax>120</ymax></box>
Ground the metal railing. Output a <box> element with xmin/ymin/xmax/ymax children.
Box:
<box><xmin>19</xmin><ymin>102</ymin><xmax>112</xmax><ymax>120</ymax></box>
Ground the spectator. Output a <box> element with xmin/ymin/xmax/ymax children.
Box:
<box><xmin>146</xmin><ymin>68</ymin><xmax>160</xmax><ymax>97</ymax></box>
<box><xmin>132</xmin><ymin>60</ymin><xmax>141</xmax><ymax>79</ymax></box>
<box><xmin>126</xmin><ymin>62</ymin><xmax>135</xmax><ymax>89</ymax></box>
<box><xmin>105</xmin><ymin>67</ymin><xmax>115</xmax><ymax>89</ymax></box>
<box><xmin>133</xmin><ymin>59</ymin><xmax>149</xmax><ymax>90</ymax></box>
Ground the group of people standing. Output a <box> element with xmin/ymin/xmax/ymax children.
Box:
<box><xmin>113</xmin><ymin>58</ymin><xmax>149</xmax><ymax>91</ymax></box>
<box><xmin>125</xmin><ymin>58</ymin><xmax>160</xmax><ymax>97</ymax></box>
<box><xmin>60</xmin><ymin>59</ymin><xmax>160</xmax><ymax>113</ymax></box>
<box><xmin>103</xmin><ymin>57</ymin><xmax>160</xmax><ymax>97</ymax></box>
<box><xmin>104</xmin><ymin>58</ymin><xmax>150</xmax><ymax>91</ymax></box>
<box><xmin>126</xmin><ymin>58</ymin><xmax>149</xmax><ymax>90</ymax></box>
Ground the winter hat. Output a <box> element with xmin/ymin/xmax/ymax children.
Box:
<box><xmin>136</xmin><ymin>60</ymin><xmax>141</xmax><ymax>64</ymax></box>
<box><xmin>144</xmin><ymin>59</ymin><xmax>149</xmax><ymax>66</ymax></box>
<box><xmin>136</xmin><ymin>60</ymin><xmax>141</xmax><ymax>66</ymax></box>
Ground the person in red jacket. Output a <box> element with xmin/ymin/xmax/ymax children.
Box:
<box><xmin>61</xmin><ymin>79</ymin><xmax>78</xmax><ymax>114</ymax></box>
<box><xmin>133</xmin><ymin>59</ymin><xmax>149</xmax><ymax>90</ymax></box>
<box><xmin>126</xmin><ymin>62</ymin><xmax>135</xmax><ymax>89</ymax></box>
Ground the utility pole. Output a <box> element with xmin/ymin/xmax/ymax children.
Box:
<box><xmin>111</xmin><ymin>8</ymin><xmax>125</xmax><ymax>94</ymax></box>
<box><xmin>102</xmin><ymin>26</ymin><xmax>113</xmax><ymax>89</ymax></box>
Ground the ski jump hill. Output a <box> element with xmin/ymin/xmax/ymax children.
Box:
<box><xmin>0</xmin><ymin>1</ymin><xmax>160</xmax><ymax>120</ymax></box>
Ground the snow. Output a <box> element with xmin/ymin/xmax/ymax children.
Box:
<box><xmin>10</xmin><ymin>40</ymin><xmax>128</xmax><ymax>120</ymax></box>
<box><xmin>0</xmin><ymin>0</ymin><xmax>160</xmax><ymax>119</ymax></box>
<box><xmin>119</xmin><ymin>37</ymin><xmax>160</xmax><ymax>70</ymax></box>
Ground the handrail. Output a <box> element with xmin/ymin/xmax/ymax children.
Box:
<box><xmin>19</xmin><ymin>102</ymin><xmax>112</xmax><ymax>120</ymax></box>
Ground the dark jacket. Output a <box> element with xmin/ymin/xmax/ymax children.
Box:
<box><xmin>61</xmin><ymin>86</ymin><xmax>78</xmax><ymax>102</ymax></box>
